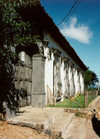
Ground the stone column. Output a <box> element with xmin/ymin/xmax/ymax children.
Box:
<box><xmin>32</xmin><ymin>54</ymin><xmax>46</xmax><ymax>107</ymax></box>
<box><xmin>60</xmin><ymin>58</ymin><xmax>65</xmax><ymax>100</ymax></box>
<box><xmin>44</xmin><ymin>47</ymin><xmax>54</xmax><ymax>105</ymax></box>
<box><xmin>54</xmin><ymin>63</ymin><xmax>57</xmax><ymax>96</ymax></box>
<box><xmin>65</xmin><ymin>59</ymin><xmax>70</xmax><ymax>96</ymax></box>
<box><xmin>61</xmin><ymin>57</ymin><xmax>69</xmax><ymax>100</ymax></box>
<box><xmin>68</xmin><ymin>62</ymin><xmax>75</xmax><ymax>96</ymax></box>
<box><xmin>80</xmin><ymin>72</ymin><xmax>84</xmax><ymax>94</ymax></box>
<box><xmin>72</xmin><ymin>65</ymin><xmax>75</xmax><ymax>95</ymax></box>
<box><xmin>73</xmin><ymin>67</ymin><xmax>77</xmax><ymax>95</ymax></box>
<box><xmin>77</xmin><ymin>69</ymin><xmax>81</xmax><ymax>94</ymax></box>
<box><xmin>53</xmin><ymin>49</ymin><xmax>62</xmax><ymax>97</ymax></box>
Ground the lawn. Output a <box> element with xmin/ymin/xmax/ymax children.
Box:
<box><xmin>49</xmin><ymin>94</ymin><xmax>97</xmax><ymax>108</ymax></box>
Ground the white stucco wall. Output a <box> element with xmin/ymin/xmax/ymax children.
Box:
<box><xmin>61</xmin><ymin>60</ymin><xmax>69</xmax><ymax>100</ymax></box>
<box><xmin>44</xmin><ymin>33</ymin><xmax>85</xmax><ymax>99</ymax></box>
<box><xmin>44</xmin><ymin>33</ymin><xmax>83</xmax><ymax>71</ymax></box>
<box><xmin>68</xmin><ymin>66</ymin><xmax>75</xmax><ymax>95</ymax></box>
<box><xmin>61</xmin><ymin>61</ymin><xmax>65</xmax><ymax>95</ymax></box>
<box><xmin>44</xmin><ymin>47</ymin><xmax>54</xmax><ymax>105</ymax></box>
<box><xmin>80</xmin><ymin>73</ymin><xmax>84</xmax><ymax>93</ymax></box>
<box><xmin>74</xmin><ymin>70</ymin><xmax>79</xmax><ymax>94</ymax></box>
<box><xmin>19</xmin><ymin>51</ymin><xmax>25</xmax><ymax>62</ymax></box>
<box><xmin>45</xmin><ymin>59</ymin><xmax>53</xmax><ymax>93</ymax></box>
<box><xmin>74</xmin><ymin>70</ymin><xmax>78</xmax><ymax>94</ymax></box>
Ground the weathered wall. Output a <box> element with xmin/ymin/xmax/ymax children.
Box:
<box><xmin>15</xmin><ymin>51</ymin><xmax>32</xmax><ymax>107</ymax></box>
<box><xmin>44</xmin><ymin>33</ymin><xmax>83</xmax><ymax>71</ymax></box>
<box><xmin>31</xmin><ymin>54</ymin><xmax>46</xmax><ymax>107</ymax></box>
<box><xmin>61</xmin><ymin>59</ymin><xmax>69</xmax><ymax>100</ymax></box>
<box><xmin>44</xmin><ymin>33</ymin><xmax>85</xmax><ymax>98</ymax></box>
<box><xmin>14</xmin><ymin>32</ymin><xmax>85</xmax><ymax>108</ymax></box>
<box><xmin>44</xmin><ymin>47</ymin><xmax>54</xmax><ymax>105</ymax></box>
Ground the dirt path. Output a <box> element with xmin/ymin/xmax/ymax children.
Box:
<box><xmin>88</xmin><ymin>96</ymin><xmax>100</xmax><ymax>119</ymax></box>
<box><xmin>0</xmin><ymin>97</ymin><xmax>100</xmax><ymax>139</ymax></box>
<box><xmin>88</xmin><ymin>96</ymin><xmax>100</xmax><ymax>110</ymax></box>
<box><xmin>0</xmin><ymin>121</ymin><xmax>50</xmax><ymax>139</ymax></box>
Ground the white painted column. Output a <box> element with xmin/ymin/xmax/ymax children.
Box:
<box><xmin>77</xmin><ymin>69</ymin><xmax>81</xmax><ymax>94</ymax></box>
<box><xmin>74</xmin><ymin>68</ymin><xmax>78</xmax><ymax>95</ymax></box>
<box><xmin>68</xmin><ymin>63</ymin><xmax>75</xmax><ymax>96</ymax></box>
<box><xmin>44</xmin><ymin>47</ymin><xmax>54</xmax><ymax>105</ymax></box>
<box><xmin>65</xmin><ymin>60</ymin><xmax>70</xmax><ymax>96</ymax></box>
<box><xmin>61</xmin><ymin>59</ymin><xmax>65</xmax><ymax>100</ymax></box>
<box><xmin>54</xmin><ymin>62</ymin><xmax>57</xmax><ymax>96</ymax></box>
<box><xmin>80</xmin><ymin>72</ymin><xmax>84</xmax><ymax>94</ymax></box>
<box><xmin>61</xmin><ymin>57</ymin><xmax>69</xmax><ymax>100</ymax></box>
<box><xmin>18</xmin><ymin>51</ymin><xmax>25</xmax><ymax>62</ymax></box>
<box><xmin>53</xmin><ymin>49</ymin><xmax>62</xmax><ymax>97</ymax></box>
<box><xmin>72</xmin><ymin>65</ymin><xmax>75</xmax><ymax>95</ymax></box>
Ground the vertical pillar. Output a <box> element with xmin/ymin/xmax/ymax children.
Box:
<box><xmin>77</xmin><ymin>69</ymin><xmax>81</xmax><ymax>94</ymax></box>
<box><xmin>60</xmin><ymin>58</ymin><xmax>65</xmax><ymax>100</ymax></box>
<box><xmin>61</xmin><ymin>57</ymin><xmax>69</xmax><ymax>100</ymax></box>
<box><xmin>68</xmin><ymin>63</ymin><xmax>75</xmax><ymax>96</ymax></box>
<box><xmin>32</xmin><ymin>54</ymin><xmax>46</xmax><ymax>107</ymax></box>
<box><xmin>72</xmin><ymin>65</ymin><xmax>75</xmax><ymax>95</ymax></box>
<box><xmin>73</xmin><ymin>68</ymin><xmax>77</xmax><ymax>95</ymax></box>
<box><xmin>80</xmin><ymin>72</ymin><xmax>84</xmax><ymax>94</ymax></box>
<box><xmin>54</xmin><ymin>63</ymin><xmax>57</xmax><ymax>96</ymax></box>
<box><xmin>53</xmin><ymin>49</ymin><xmax>62</xmax><ymax>97</ymax></box>
<box><xmin>44</xmin><ymin>47</ymin><xmax>54</xmax><ymax>105</ymax></box>
<box><xmin>65</xmin><ymin>60</ymin><xmax>70</xmax><ymax>96</ymax></box>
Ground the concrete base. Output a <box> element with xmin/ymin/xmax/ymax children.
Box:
<box><xmin>31</xmin><ymin>93</ymin><xmax>46</xmax><ymax>107</ymax></box>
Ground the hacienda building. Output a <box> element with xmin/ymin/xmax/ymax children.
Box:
<box><xmin>14</xmin><ymin>1</ymin><xmax>87</xmax><ymax>108</ymax></box>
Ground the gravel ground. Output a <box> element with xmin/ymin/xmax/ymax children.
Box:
<box><xmin>0</xmin><ymin>121</ymin><xmax>50</xmax><ymax>139</ymax></box>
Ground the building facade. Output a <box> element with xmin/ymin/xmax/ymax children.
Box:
<box><xmin>15</xmin><ymin>3</ymin><xmax>87</xmax><ymax>108</ymax></box>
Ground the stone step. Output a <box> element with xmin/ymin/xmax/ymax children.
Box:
<box><xmin>43</xmin><ymin>108</ymin><xmax>64</xmax><ymax>129</ymax></box>
<box><xmin>46</xmin><ymin>112</ymin><xmax>75</xmax><ymax>138</ymax></box>
<box><xmin>64</xmin><ymin>117</ymin><xmax>99</xmax><ymax>139</ymax></box>
<box><xmin>8</xmin><ymin>107</ymin><xmax>65</xmax><ymax>131</ymax></box>
<box><xmin>65</xmin><ymin>117</ymin><xmax>86</xmax><ymax>139</ymax></box>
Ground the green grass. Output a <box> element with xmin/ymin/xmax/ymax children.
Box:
<box><xmin>49</xmin><ymin>94</ymin><xmax>97</xmax><ymax>108</ymax></box>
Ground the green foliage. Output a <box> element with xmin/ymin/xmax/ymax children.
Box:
<box><xmin>48</xmin><ymin>94</ymin><xmax>97</xmax><ymax>108</ymax></box>
<box><xmin>88</xmin><ymin>87</ymin><xmax>97</xmax><ymax>91</ymax></box>
<box><xmin>49</xmin><ymin>94</ymin><xmax>85</xmax><ymax>108</ymax></box>
<box><xmin>84</xmin><ymin>69</ymin><xmax>99</xmax><ymax>88</ymax></box>
<box><xmin>0</xmin><ymin>0</ymin><xmax>40</xmax><ymax>114</ymax></box>
<box><xmin>1</xmin><ymin>0</ymin><xmax>40</xmax><ymax>48</ymax></box>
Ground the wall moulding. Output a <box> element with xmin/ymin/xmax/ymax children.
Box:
<box><xmin>51</xmin><ymin>48</ymin><xmax>61</xmax><ymax>56</ymax></box>
<box><xmin>61</xmin><ymin>56</ymin><xmax>69</xmax><ymax>63</ymax></box>
<box><xmin>68</xmin><ymin>61</ymin><xmax>74</xmax><ymax>68</ymax></box>
<box><xmin>42</xmin><ymin>40</ymin><xmax>49</xmax><ymax>47</ymax></box>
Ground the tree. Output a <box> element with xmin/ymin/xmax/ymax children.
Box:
<box><xmin>0</xmin><ymin>0</ymin><xmax>40</xmax><ymax>114</ymax></box>
<box><xmin>84</xmin><ymin>69</ymin><xmax>99</xmax><ymax>88</ymax></box>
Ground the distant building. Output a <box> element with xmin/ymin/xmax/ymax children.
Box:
<box><xmin>15</xmin><ymin>1</ymin><xmax>87</xmax><ymax>107</ymax></box>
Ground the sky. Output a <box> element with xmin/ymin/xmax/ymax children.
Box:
<box><xmin>40</xmin><ymin>0</ymin><xmax>100</xmax><ymax>85</ymax></box>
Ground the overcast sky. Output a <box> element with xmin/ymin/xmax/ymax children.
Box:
<box><xmin>40</xmin><ymin>0</ymin><xmax>100</xmax><ymax>84</ymax></box>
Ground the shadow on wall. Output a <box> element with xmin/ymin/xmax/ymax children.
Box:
<box><xmin>91</xmin><ymin>109</ymin><xmax>100</xmax><ymax>137</ymax></box>
<box><xmin>0</xmin><ymin>57</ymin><xmax>29</xmax><ymax>118</ymax></box>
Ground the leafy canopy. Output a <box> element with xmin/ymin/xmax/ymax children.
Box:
<box><xmin>84</xmin><ymin>69</ymin><xmax>99</xmax><ymax>88</ymax></box>
<box><xmin>0</xmin><ymin>0</ymin><xmax>40</xmax><ymax>114</ymax></box>
<box><xmin>1</xmin><ymin>0</ymin><xmax>40</xmax><ymax>49</ymax></box>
